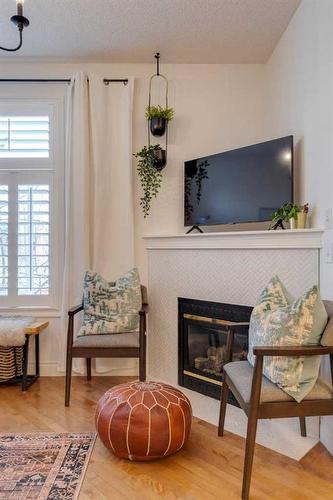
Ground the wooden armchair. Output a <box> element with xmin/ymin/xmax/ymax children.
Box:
<box><xmin>65</xmin><ymin>285</ymin><xmax>148</xmax><ymax>406</ymax></box>
<box><xmin>218</xmin><ymin>304</ymin><xmax>333</xmax><ymax>500</ymax></box>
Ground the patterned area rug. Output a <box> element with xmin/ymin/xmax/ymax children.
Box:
<box><xmin>0</xmin><ymin>433</ymin><xmax>96</xmax><ymax>499</ymax></box>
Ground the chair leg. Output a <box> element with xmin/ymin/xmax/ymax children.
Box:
<box><xmin>139</xmin><ymin>351</ymin><xmax>146</xmax><ymax>381</ymax></box>
<box><xmin>65</xmin><ymin>351</ymin><xmax>73</xmax><ymax>407</ymax></box>
<box><xmin>139</xmin><ymin>338</ymin><xmax>146</xmax><ymax>382</ymax></box>
<box><xmin>242</xmin><ymin>355</ymin><xmax>263</xmax><ymax>500</ymax></box>
<box><xmin>242</xmin><ymin>409</ymin><xmax>259</xmax><ymax>500</ymax></box>
<box><xmin>86</xmin><ymin>358</ymin><xmax>92</xmax><ymax>381</ymax></box>
<box><xmin>299</xmin><ymin>417</ymin><xmax>307</xmax><ymax>437</ymax></box>
<box><xmin>218</xmin><ymin>379</ymin><xmax>229</xmax><ymax>436</ymax></box>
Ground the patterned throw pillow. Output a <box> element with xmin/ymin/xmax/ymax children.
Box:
<box><xmin>78</xmin><ymin>268</ymin><xmax>142</xmax><ymax>336</ymax></box>
<box><xmin>248</xmin><ymin>276</ymin><xmax>328</xmax><ymax>402</ymax></box>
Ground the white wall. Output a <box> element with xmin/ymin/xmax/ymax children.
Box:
<box><xmin>1</xmin><ymin>0</ymin><xmax>332</xmax><ymax>453</ymax></box>
<box><xmin>263</xmin><ymin>0</ymin><xmax>333</xmax><ymax>452</ymax></box>
<box><xmin>0</xmin><ymin>61</ymin><xmax>266</xmax><ymax>375</ymax></box>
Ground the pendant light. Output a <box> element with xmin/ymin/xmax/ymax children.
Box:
<box><xmin>0</xmin><ymin>0</ymin><xmax>30</xmax><ymax>52</ymax></box>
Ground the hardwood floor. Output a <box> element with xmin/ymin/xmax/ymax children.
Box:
<box><xmin>1</xmin><ymin>377</ymin><xmax>333</xmax><ymax>499</ymax></box>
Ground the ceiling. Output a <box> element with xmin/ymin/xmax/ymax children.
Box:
<box><xmin>0</xmin><ymin>0</ymin><xmax>301</xmax><ymax>63</ymax></box>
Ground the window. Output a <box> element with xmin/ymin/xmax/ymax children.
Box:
<box><xmin>17</xmin><ymin>184</ymin><xmax>50</xmax><ymax>295</ymax></box>
<box><xmin>0</xmin><ymin>99</ymin><xmax>64</xmax><ymax>308</ymax></box>
<box><xmin>0</xmin><ymin>185</ymin><xmax>8</xmax><ymax>296</ymax></box>
<box><xmin>0</xmin><ymin>116</ymin><xmax>50</xmax><ymax>158</ymax></box>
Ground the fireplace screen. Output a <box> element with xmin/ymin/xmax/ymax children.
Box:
<box><xmin>179</xmin><ymin>298</ymin><xmax>252</xmax><ymax>401</ymax></box>
<box><xmin>185</xmin><ymin>315</ymin><xmax>247</xmax><ymax>381</ymax></box>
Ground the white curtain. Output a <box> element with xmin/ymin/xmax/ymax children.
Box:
<box><xmin>89</xmin><ymin>74</ymin><xmax>135</xmax><ymax>277</ymax></box>
<box><xmin>58</xmin><ymin>72</ymin><xmax>135</xmax><ymax>373</ymax></box>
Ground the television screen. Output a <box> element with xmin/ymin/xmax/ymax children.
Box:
<box><xmin>184</xmin><ymin>136</ymin><xmax>293</xmax><ymax>227</ymax></box>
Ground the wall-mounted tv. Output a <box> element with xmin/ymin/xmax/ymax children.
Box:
<box><xmin>184</xmin><ymin>136</ymin><xmax>293</xmax><ymax>227</ymax></box>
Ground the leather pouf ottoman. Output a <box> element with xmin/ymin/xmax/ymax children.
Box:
<box><xmin>95</xmin><ymin>381</ymin><xmax>192</xmax><ymax>461</ymax></box>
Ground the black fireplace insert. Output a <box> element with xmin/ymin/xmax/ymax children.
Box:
<box><xmin>178</xmin><ymin>297</ymin><xmax>252</xmax><ymax>404</ymax></box>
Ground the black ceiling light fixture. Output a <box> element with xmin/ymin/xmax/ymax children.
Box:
<box><xmin>0</xmin><ymin>0</ymin><xmax>30</xmax><ymax>52</ymax></box>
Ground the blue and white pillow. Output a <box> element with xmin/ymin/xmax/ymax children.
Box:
<box><xmin>78</xmin><ymin>268</ymin><xmax>142</xmax><ymax>336</ymax></box>
<box><xmin>248</xmin><ymin>276</ymin><xmax>328</xmax><ymax>402</ymax></box>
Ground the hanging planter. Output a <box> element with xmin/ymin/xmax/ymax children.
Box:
<box><xmin>145</xmin><ymin>105</ymin><xmax>174</xmax><ymax>137</ymax></box>
<box><xmin>134</xmin><ymin>53</ymin><xmax>173</xmax><ymax>217</ymax></box>
<box><xmin>146</xmin><ymin>53</ymin><xmax>172</xmax><ymax>170</ymax></box>
<box><xmin>133</xmin><ymin>145</ymin><xmax>163</xmax><ymax>218</ymax></box>
<box><xmin>151</xmin><ymin>117</ymin><xmax>166</xmax><ymax>136</ymax></box>
<box><xmin>153</xmin><ymin>147</ymin><xmax>167</xmax><ymax>170</ymax></box>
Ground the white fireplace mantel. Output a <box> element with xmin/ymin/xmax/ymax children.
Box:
<box><xmin>144</xmin><ymin>228</ymin><xmax>324</xmax><ymax>250</ymax></box>
<box><xmin>145</xmin><ymin>227</ymin><xmax>324</xmax><ymax>460</ymax></box>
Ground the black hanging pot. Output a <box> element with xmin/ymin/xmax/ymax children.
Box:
<box><xmin>153</xmin><ymin>148</ymin><xmax>167</xmax><ymax>171</ymax></box>
<box><xmin>150</xmin><ymin>117</ymin><xmax>167</xmax><ymax>137</ymax></box>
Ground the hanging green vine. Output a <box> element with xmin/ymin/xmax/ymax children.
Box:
<box><xmin>133</xmin><ymin>145</ymin><xmax>163</xmax><ymax>218</ymax></box>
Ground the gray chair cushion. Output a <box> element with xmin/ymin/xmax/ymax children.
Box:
<box><xmin>224</xmin><ymin>361</ymin><xmax>333</xmax><ymax>403</ymax></box>
<box><xmin>73</xmin><ymin>332</ymin><xmax>140</xmax><ymax>349</ymax></box>
<box><xmin>321</xmin><ymin>300</ymin><xmax>333</xmax><ymax>346</ymax></box>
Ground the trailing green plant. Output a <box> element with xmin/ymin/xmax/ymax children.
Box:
<box><xmin>133</xmin><ymin>145</ymin><xmax>163</xmax><ymax>218</ymax></box>
<box><xmin>269</xmin><ymin>202</ymin><xmax>302</xmax><ymax>229</ymax></box>
<box><xmin>145</xmin><ymin>105</ymin><xmax>175</xmax><ymax>121</ymax></box>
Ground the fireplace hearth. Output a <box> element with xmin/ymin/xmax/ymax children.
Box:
<box><xmin>178</xmin><ymin>297</ymin><xmax>252</xmax><ymax>404</ymax></box>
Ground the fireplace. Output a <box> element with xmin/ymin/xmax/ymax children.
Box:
<box><xmin>178</xmin><ymin>297</ymin><xmax>252</xmax><ymax>404</ymax></box>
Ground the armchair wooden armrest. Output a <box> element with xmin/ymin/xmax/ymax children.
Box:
<box><xmin>68</xmin><ymin>304</ymin><xmax>83</xmax><ymax>316</ymax></box>
<box><xmin>253</xmin><ymin>345</ymin><xmax>333</xmax><ymax>357</ymax></box>
<box><xmin>227</xmin><ymin>321</ymin><xmax>250</xmax><ymax>328</ymax></box>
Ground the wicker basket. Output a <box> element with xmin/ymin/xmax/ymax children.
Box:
<box><xmin>0</xmin><ymin>346</ymin><xmax>23</xmax><ymax>381</ymax></box>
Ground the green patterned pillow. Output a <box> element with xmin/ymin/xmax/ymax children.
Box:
<box><xmin>78</xmin><ymin>268</ymin><xmax>142</xmax><ymax>336</ymax></box>
<box><xmin>248</xmin><ymin>276</ymin><xmax>328</xmax><ymax>402</ymax></box>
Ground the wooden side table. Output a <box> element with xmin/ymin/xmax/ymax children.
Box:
<box><xmin>21</xmin><ymin>321</ymin><xmax>49</xmax><ymax>391</ymax></box>
<box><xmin>0</xmin><ymin>320</ymin><xmax>49</xmax><ymax>392</ymax></box>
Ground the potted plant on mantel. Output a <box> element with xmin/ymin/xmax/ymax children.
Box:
<box><xmin>297</xmin><ymin>203</ymin><xmax>309</xmax><ymax>229</ymax></box>
<box><xmin>145</xmin><ymin>105</ymin><xmax>174</xmax><ymax>137</ymax></box>
<box><xmin>287</xmin><ymin>204</ymin><xmax>301</xmax><ymax>230</ymax></box>
<box><xmin>270</xmin><ymin>202</ymin><xmax>309</xmax><ymax>230</ymax></box>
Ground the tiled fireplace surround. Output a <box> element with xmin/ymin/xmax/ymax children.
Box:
<box><xmin>144</xmin><ymin>229</ymin><xmax>324</xmax><ymax>460</ymax></box>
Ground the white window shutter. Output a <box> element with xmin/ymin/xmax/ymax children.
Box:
<box><xmin>17</xmin><ymin>184</ymin><xmax>50</xmax><ymax>296</ymax></box>
<box><xmin>0</xmin><ymin>116</ymin><xmax>50</xmax><ymax>158</ymax></box>
<box><xmin>0</xmin><ymin>184</ymin><xmax>8</xmax><ymax>295</ymax></box>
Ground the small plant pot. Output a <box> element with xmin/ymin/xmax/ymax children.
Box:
<box><xmin>153</xmin><ymin>149</ymin><xmax>167</xmax><ymax>171</ymax></box>
<box><xmin>297</xmin><ymin>212</ymin><xmax>307</xmax><ymax>229</ymax></box>
<box><xmin>289</xmin><ymin>217</ymin><xmax>297</xmax><ymax>230</ymax></box>
<box><xmin>150</xmin><ymin>117</ymin><xmax>167</xmax><ymax>137</ymax></box>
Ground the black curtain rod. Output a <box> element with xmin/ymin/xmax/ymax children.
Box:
<box><xmin>0</xmin><ymin>78</ymin><xmax>128</xmax><ymax>85</ymax></box>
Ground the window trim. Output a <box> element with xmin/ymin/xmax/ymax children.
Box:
<box><xmin>0</xmin><ymin>100</ymin><xmax>56</xmax><ymax>170</ymax></box>
<box><xmin>0</xmin><ymin>97</ymin><xmax>65</xmax><ymax>309</ymax></box>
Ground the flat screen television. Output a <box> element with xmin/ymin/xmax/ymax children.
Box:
<box><xmin>184</xmin><ymin>136</ymin><xmax>293</xmax><ymax>227</ymax></box>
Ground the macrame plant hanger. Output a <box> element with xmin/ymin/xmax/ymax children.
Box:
<box><xmin>147</xmin><ymin>52</ymin><xmax>169</xmax><ymax>170</ymax></box>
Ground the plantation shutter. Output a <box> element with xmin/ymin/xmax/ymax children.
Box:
<box><xmin>17</xmin><ymin>184</ymin><xmax>50</xmax><ymax>296</ymax></box>
<box><xmin>0</xmin><ymin>116</ymin><xmax>50</xmax><ymax>158</ymax></box>
<box><xmin>0</xmin><ymin>185</ymin><xmax>8</xmax><ymax>296</ymax></box>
